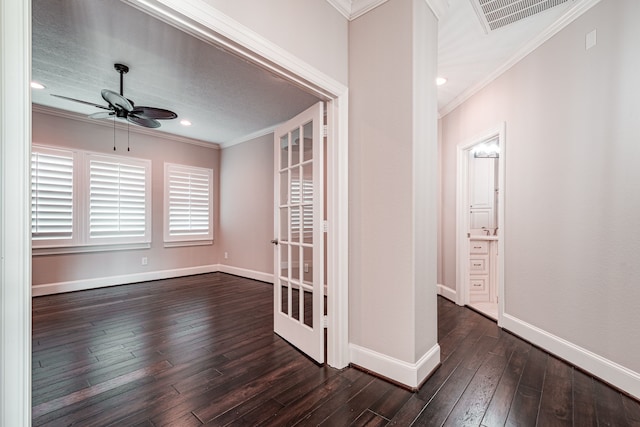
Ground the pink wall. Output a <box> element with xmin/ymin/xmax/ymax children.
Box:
<box><xmin>439</xmin><ymin>0</ymin><xmax>640</xmax><ymax>391</ymax></box>
<box><xmin>218</xmin><ymin>134</ymin><xmax>274</xmax><ymax>277</ymax></box>
<box><xmin>32</xmin><ymin>109</ymin><xmax>220</xmax><ymax>286</ymax></box>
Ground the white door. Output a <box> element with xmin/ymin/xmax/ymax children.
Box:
<box><xmin>273</xmin><ymin>102</ymin><xmax>324</xmax><ymax>363</ymax></box>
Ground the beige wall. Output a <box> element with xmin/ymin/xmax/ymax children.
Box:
<box><xmin>349</xmin><ymin>0</ymin><xmax>439</xmax><ymax>366</ymax></box>
<box><xmin>440</xmin><ymin>0</ymin><xmax>640</xmax><ymax>377</ymax></box>
<box><xmin>201</xmin><ymin>0</ymin><xmax>349</xmax><ymax>86</ymax></box>
<box><xmin>32</xmin><ymin>110</ymin><xmax>220</xmax><ymax>286</ymax></box>
<box><xmin>218</xmin><ymin>134</ymin><xmax>274</xmax><ymax>276</ymax></box>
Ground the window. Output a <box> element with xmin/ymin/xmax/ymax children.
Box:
<box><xmin>164</xmin><ymin>163</ymin><xmax>213</xmax><ymax>245</ymax></box>
<box><xmin>31</xmin><ymin>147</ymin><xmax>75</xmax><ymax>245</ymax></box>
<box><xmin>290</xmin><ymin>178</ymin><xmax>314</xmax><ymax>240</ymax></box>
<box><xmin>31</xmin><ymin>145</ymin><xmax>151</xmax><ymax>252</ymax></box>
<box><xmin>87</xmin><ymin>154</ymin><xmax>151</xmax><ymax>244</ymax></box>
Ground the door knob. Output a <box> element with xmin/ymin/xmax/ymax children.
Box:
<box><xmin>270</xmin><ymin>239</ymin><xmax>279</xmax><ymax>245</ymax></box>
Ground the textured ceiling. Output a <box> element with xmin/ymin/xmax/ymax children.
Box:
<box><xmin>31</xmin><ymin>0</ymin><xmax>321</xmax><ymax>146</ymax></box>
<box><xmin>32</xmin><ymin>0</ymin><xmax>595</xmax><ymax>145</ymax></box>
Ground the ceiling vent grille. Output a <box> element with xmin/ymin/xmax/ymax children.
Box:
<box><xmin>471</xmin><ymin>0</ymin><xmax>570</xmax><ymax>32</ymax></box>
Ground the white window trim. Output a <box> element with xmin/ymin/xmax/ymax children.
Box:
<box><xmin>164</xmin><ymin>162</ymin><xmax>214</xmax><ymax>246</ymax></box>
<box><xmin>32</xmin><ymin>144</ymin><xmax>152</xmax><ymax>254</ymax></box>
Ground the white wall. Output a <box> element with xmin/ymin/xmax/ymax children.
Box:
<box><xmin>218</xmin><ymin>134</ymin><xmax>274</xmax><ymax>279</ymax></box>
<box><xmin>349</xmin><ymin>0</ymin><xmax>439</xmax><ymax>387</ymax></box>
<box><xmin>32</xmin><ymin>110</ymin><xmax>220</xmax><ymax>291</ymax></box>
<box><xmin>201</xmin><ymin>0</ymin><xmax>349</xmax><ymax>86</ymax></box>
<box><xmin>440</xmin><ymin>0</ymin><xmax>640</xmax><ymax>397</ymax></box>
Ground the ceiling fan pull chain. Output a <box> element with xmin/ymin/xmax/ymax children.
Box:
<box><xmin>127</xmin><ymin>122</ymin><xmax>130</xmax><ymax>152</ymax></box>
<box><xmin>113</xmin><ymin>115</ymin><xmax>116</xmax><ymax>151</ymax></box>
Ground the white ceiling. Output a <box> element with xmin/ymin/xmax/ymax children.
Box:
<box><xmin>31</xmin><ymin>0</ymin><xmax>597</xmax><ymax>147</ymax></box>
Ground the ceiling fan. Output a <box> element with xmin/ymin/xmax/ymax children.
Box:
<box><xmin>51</xmin><ymin>63</ymin><xmax>177</xmax><ymax>129</ymax></box>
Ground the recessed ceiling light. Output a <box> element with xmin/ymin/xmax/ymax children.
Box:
<box><xmin>30</xmin><ymin>81</ymin><xmax>46</xmax><ymax>89</ymax></box>
<box><xmin>436</xmin><ymin>77</ymin><xmax>447</xmax><ymax>86</ymax></box>
<box><xmin>180</xmin><ymin>119</ymin><xmax>192</xmax><ymax>126</ymax></box>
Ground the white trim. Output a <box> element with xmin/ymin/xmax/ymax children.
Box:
<box><xmin>349</xmin><ymin>343</ymin><xmax>441</xmax><ymax>389</ymax></box>
<box><xmin>217</xmin><ymin>264</ymin><xmax>273</xmax><ymax>284</ymax></box>
<box><xmin>326</xmin><ymin>95</ymin><xmax>350</xmax><ymax>368</ymax></box>
<box><xmin>425</xmin><ymin>0</ymin><xmax>450</xmax><ymax>20</ymax></box>
<box><xmin>221</xmin><ymin>123</ymin><xmax>279</xmax><ymax>149</ymax></box>
<box><xmin>123</xmin><ymin>0</ymin><xmax>346</xmax><ymax>100</ymax></box>
<box><xmin>1</xmin><ymin>0</ymin><xmax>32</xmax><ymax>424</ymax></box>
<box><xmin>325</xmin><ymin>0</ymin><xmax>352</xmax><ymax>20</ymax></box>
<box><xmin>325</xmin><ymin>0</ymin><xmax>388</xmax><ymax>20</ymax></box>
<box><xmin>437</xmin><ymin>284</ymin><xmax>457</xmax><ymax>303</ymax></box>
<box><xmin>439</xmin><ymin>0</ymin><xmax>602</xmax><ymax>117</ymax></box>
<box><xmin>502</xmin><ymin>313</ymin><xmax>640</xmax><ymax>400</ymax></box>
<box><xmin>32</xmin><ymin>104</ymin><xmax>221</xmax><ymax>149</ymax></box>
<box><xmin>456</xmin><ymin>123</ymin><xmax>506</xmax><ymax>323</ymax></box>
<box><xmin>32</xmin><ymin>265</ymin><xmax>220</xmax><ymax>297</ymax></box>
<box><xmin>350</xmin><ymin>0</ymin><xmax>389</xmax><ymax>20</ymax></box>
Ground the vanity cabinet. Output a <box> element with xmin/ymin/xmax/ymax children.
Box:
<box><xmin>469</xmin><ymin>238</ymin><xmax>497</xmax><ymax>303</ymax></box>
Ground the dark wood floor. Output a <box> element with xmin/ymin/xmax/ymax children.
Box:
<box><xmin>32</xmin><ymin>273</ymin><xmax>640</xmax><ymax>426</ymax></box>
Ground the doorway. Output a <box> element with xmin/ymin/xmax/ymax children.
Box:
<box><xmin>456</xmin><ymin>124</ymin><xmax>505</xmax><ymax>322</ymax></box>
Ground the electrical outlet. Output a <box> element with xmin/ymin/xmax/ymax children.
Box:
<box><xmin>141</xmin><ymin>257</ymin><xmax>148</xmax><ymax>266</ymax></box>
<box><xmin>224</xmin><ymin>252</ymin><xmax>228</xmax><ymax>259</ymax></box>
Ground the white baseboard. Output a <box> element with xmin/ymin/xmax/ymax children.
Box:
<box><xmin>349</xmin><ymin>343</ymin><xmax>441</xmax><ymax>389</ymax></box>
<box><xmin>502</xmin><ymin>313</ymin><xmax>640</xmax><ymax>400</ymax></box>
<box><xmin>32</xmin><ymin>265</ymin><xmax>220</xmax><ymax>297</ymax></box>
<box><xmin>217</xmin><ymin>264</ymin><xmax>274</xmax><ymax>284</ymax></box>
<box><xmin>437</xmin><ymin>283</ymin><xmax>457</xmax><ymax>303</ymax></box>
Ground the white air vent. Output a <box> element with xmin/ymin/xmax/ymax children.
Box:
<box><xmin>471</xmin><ymin>0</ymin><xmax>570</xmax><ymax>32</ymax></box>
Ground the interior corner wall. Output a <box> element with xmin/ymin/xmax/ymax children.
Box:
<box><xmin>349</xmin><ymin>0</ymin><xmax>439</xmax><ymax>384</ymax></box>
<box><xmin>200</xmin><ymin>0</ymin><xmax>349</xmax><ymax>86</ymax></box>
<box><xmin>31</xmin><ymin>110</ymin><xmax>220</xmax><ymax>290</ymax></box>
<box><xmin>439</xmin><ymin>0</ymin><xmax>640</xmax><ymax>397</ymax></box>
<box><xmin>218</xmin><ymin>135</ymin><xmax>274</xmax><ymax>280</ymax></box>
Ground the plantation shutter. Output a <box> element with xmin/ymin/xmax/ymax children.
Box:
<box><xmin>89</xmin><ymin>158</ymin><xmax>147</xmax><ymax>239</ymax></box>
<box><xmin>31</xmin><ymin>149</ymin><xmax>74</xmax><ymax>240</ymax></box>
<box><xmin>290</xmin><ymin>179</ymin><xmax>313</xmax><ymax>237</ymax></box>
<box><xmin>166</xmin><ymin>164</ymin><xmax>212</xmax><ymax>240</ymax></box>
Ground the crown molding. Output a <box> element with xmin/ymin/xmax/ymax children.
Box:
<box><xmin>426</xmin><ymin>0</ymin><xmax>449</xmax><ymax>20</ymax></box>
<box><xmin>326</xmin><ymin>0</ymin><xmax>388</xmax><ymax>20</ymax></box>
<box><xmin>220</xmin><ymin>123</ymin><xmax>279</xmax><ymax>149</ymax></box>
<box><xmin>32</xmin><ymin>104</ymin><xmax>221</xmax><ymax>149</ymax></box>
<box><xmin>327</xmin><ymin>0</ymin><xmax>448</xmax><ymax>20</ymax></box>
<box><xmin>439</xmin><ymin>0</ymin><xmax>601</xmax><ymax>117</ymax></box>
<box><xmin>326</xmin><ymin>0</ymin><xmax>352</xmax><ymax>19</ymax></box>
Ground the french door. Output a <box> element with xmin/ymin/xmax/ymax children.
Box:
<box><xmin>273</xmin><ymin>101</ymin><xmax>324</xmax><ymax>363</ymax></box>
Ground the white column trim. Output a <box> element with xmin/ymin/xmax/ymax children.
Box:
<box><xmin>350</xmin><ymin>343</ymin><xmax>441</xmax><ymax>389</ymax></box>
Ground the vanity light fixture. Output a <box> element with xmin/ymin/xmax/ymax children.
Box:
<box><xmin>472</xmin><ymin>140</ymin><xmax>500</xmax><ymax>158</ymax></box>
<box><xmin>436</xmin><ymin>77</ymin><xmax>448</xmax><ymax>86</ymax></box>
<box><xmin>30</xmin><ymin>81</ymin><xmax>46</xmax><ymax>89</ymax></box>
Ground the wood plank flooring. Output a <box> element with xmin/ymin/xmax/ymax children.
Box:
<box><xmin>32</xmin><ymin>272</ymin><xmax>640</xmax><ymax>426</ymax></box>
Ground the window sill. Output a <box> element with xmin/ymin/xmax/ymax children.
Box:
<box><xmin>164</xmin><ymin>240</ymin><xmax>213</xmax><ymax>248</ymax></box>
<box><xmin>32</xmin><ymin>242</ymin><xmax>151</xmax><ymax>256</ymax></box>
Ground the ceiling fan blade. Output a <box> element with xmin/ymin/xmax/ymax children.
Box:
<box><xmin>88</xmin><ymin>111</ymin><xmax>115</xmax><ymax>119</ymax></box>
<box><xmin>101</xmin><ymin>89</ymin><xmax>133</xmax><ymax>112</ymax></box>
<box><xmin>130</xmin><ymin>106</ymin><xmax>177</xmax><ymax>120</ymax></box>
<box><xmin>127</xmin><ymin>114</ymin><xmax>160</xmax><ymax>128</ymax></box>
<box><xmin>51</xmin><ymin>94</ymin><xmax>111</xmax><ymax>110</ymax></box>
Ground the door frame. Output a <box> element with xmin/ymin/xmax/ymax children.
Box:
<box><xmin>455</xmin><ymin>123</ymin><xmax>505</xmax><ymax>323</ymax></box>
<box><xmin>123</xmin><ymin>0</ymin><xmax>350</xmax><ymax>368</ymax></box>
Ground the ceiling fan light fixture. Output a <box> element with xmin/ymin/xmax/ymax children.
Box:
<box><xmin>31</xmin><ymin>81</ymin><xmax>46</xmax><ymax>89</ymax></box>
